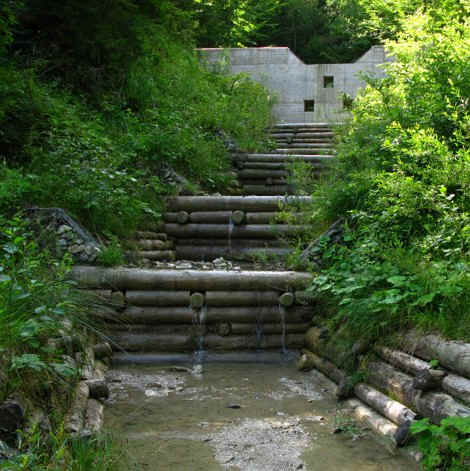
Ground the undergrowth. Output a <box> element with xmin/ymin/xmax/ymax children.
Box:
<box><xmin>289</xmin><ymin>3</ymin><xmax>470</xmax><ymax>344</ymax></box>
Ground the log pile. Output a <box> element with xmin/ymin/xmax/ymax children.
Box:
<box><xmin>302</xmin><ymin>327</ymin><xmax>470</xmax><ymax>447</ymax></box>
<box><xmin>163</xmin><ymin>195</ymin><xmax>313</xmax><ymax>262</ymax></box>
<box><xmin>73</xmin><ymin>267</ymin><xmax>314</xmax><ymax>355</ymax></box>
<box><xmin>232</xmin><ymin>124</ymin><xmax>334</xmax><ymax>196</ymax></box>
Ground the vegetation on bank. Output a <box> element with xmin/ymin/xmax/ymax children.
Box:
<box><xmin>1</xmin><ymin>1</ymin><xmax>273</xmax><ymax>236</ymax></box>
<box><xmin>294</xmin><ymin>1</ymin><xmax>470</xmax><ymax>343</ymax></box>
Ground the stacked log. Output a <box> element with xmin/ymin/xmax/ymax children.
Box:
<box><xmin>126</xmin><ymin>231</ymin><xmax>175</xmax><ymax>262</ymax></box>
<box><xmin>163</xmin><ymin>195</ymin><xmax>313</xmax><ymax>261</ymax></box>
<box><xmin>302</xmin><ymin>327</ymin><xmax>470</xmax><ymax>448</ymax></box>
<box><xmin>73</xmin><ymin>266</ymin><xmax>314</xmax><ymax>354</ymax></box>
<box><xmin>231</xmin><ymin>124</ymin><xmax>334</xmax><ymax>195</ymax></box>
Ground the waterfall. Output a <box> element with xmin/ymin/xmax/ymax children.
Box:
<box><xmin>279</xmin><ymin>303</ymin><xmax>287</xmax><ymax>355</ymax></box>
<box><xmin>228</xmin><ymin>213</ymin><xmax>234</xmax><ymax>260</ymax></box>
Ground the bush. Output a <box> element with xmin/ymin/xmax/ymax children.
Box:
<box><xmin>297</xmin><ymin>4</ymin><xmax>470</xmax><ymax>342</ymax></box>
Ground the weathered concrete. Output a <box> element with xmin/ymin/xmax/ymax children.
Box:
<box><xmin>199</xmin><ymin>46</ymin><xmax>389</xmax><ymax>123</ymax></box>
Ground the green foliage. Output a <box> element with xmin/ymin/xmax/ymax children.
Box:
<box><xmin>297</xmin><ymin>3</ymin><xmax>470</xmax><ymax>342</ymax></box>
<box><xmin>97</xmin><ymin>235</ymin><xmax>124</xmax><ymax>267</ymax></box>
<box><xmin>0</xmin><ymin>215</ymin><xmax>82</xmax><ymax>402</ymax></box>
<box><xmin>2</xmin><ymin>429</ymin><xmax>124</xmax><ymax>470</ymax></box>
<box><xmin>411</xmin><ymin>417</ymin><xmax>470</xmax><ymax>470</ymax></box>
<box><xmin>0</xmin><ymin>1</ymin><xmax>273</xmax><ymax>236</ymax></box>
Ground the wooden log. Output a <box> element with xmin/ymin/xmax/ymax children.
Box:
<box><xmin>110</xmin><ymin>332</ymin><xmax>303</xmax><ymax>352</ymax></box>
<box><xmin>243</xmin><ymin>162</ymin><xmax>287</xmax><ymax>170</ymax></box>
<box><xmin>245</xmin><ymin>212</ymin><xmax>277</xmax><ymax>224</ymax></box>
<box><xmin>167</xmin><ymin>196</ymin><xmax>312</xmax><ymax>212</ymax></box>
<box><xmin>375</xmin><ymin>346</ymin><xmax>470</xmax><ymax>405</ymax></box>
<box><xmin>85</xmin><ymin>399</ymin><xmax>104</xmax><ymax>434</ymax></box>
<box><xmin>239</xmin><ymin>154</ymin><xmax>334</xmax><ymax>163</ymax></box>
<box><xmin>86</xmin><ymin>380</ymin><xmax>110</xmax><ymax>400</ymax></box>
<box><xmin>403</xmin><ymin>331</ymin><xmax>470</xmax><ymax>379</ymax></box>
<box><xmin>232</xmin><ymin>210</ymin><xmax>245</xmax><ymax>225</ymax></box>
<box><xmin>229</xmin><ymin>322</ymin><xmax>309</xmax><ymax>335</ymax></box>
<box><xmin>353</xmin><ymin>383</ymin><xmax>416</xmax><ymax>426</ymax></box>
<box><xmin>345</xmin><ymin>399</ymin><xmax>399</xmax><ymax>447</ymax></box>
<box><xmin>239</xmin><ymin>169</ymin><xmax>288</xmax><ymax>179</ymax></box>
<box><xmin>301</xmin><ymin>349</ymin><xmax>346</xmax><ymax>385</ymax></box>
<box><xmin>175</xmin><ymin>246</ymin><xmax>291</xmax><ymax>261</ymax></box>
<box><xmin>367</xmin><ymin>360</ymin><xmax>470</xmax><ymax>424</ymax></box>
<box><xmin>93</xmin><ymin>342</ymin><xmax>112</xmax><ymax>360</ymax></box>
<box><xmin>190</xmin><ymin>292</ymin><xmax>205</xmax><ymax>309</ymax></box>
<box><xmin>304</xmin><ymin>327</ymin><xmax>346</xmax><ymax>366</ymax></box>
<box><xmin>165</xmin><ymin>223</ymin><xmax>308</xmax><ymax>239</ymax></box>
<box><xmin>242</xmin><ymin>185</ymin><xmax>292</xmax><ymax>196</ymax></box>
<box><xmin>239</xmin><ymin>178</ymin><xmax>287</xmax><ymax>186</ymax></box>
<box><xmin>118</xmin><ymin>305</ymin><xmax>311</xmax><ymax>324</ymax></box>
<box><xmin>205</xmin><ymin>291</ymin><xmax>281</xmax><ymax>306</ymax></box>
<box><xmin>71</xmin><ymin>266</ymin><xmax>312</xmax><ymax>291</ymax></box>
<box><xmin>64</xmin><ymin>381</ymin><xmax>89</xmax><ymax>434</ymax></box>
<box><xmin>126</xmin><ymin>290</ymin><xmax>191</xmax><ymax>306</ymax></box>
<box><xmin>279</xmin><ymin>292</ymin><xmax>294</xmax><ymax>307</ymax></box>
<box><xmin>173</xmin><ymin>238</ymin><xmax>287</xmax><ymax>248</ymax></box>
<box><xmin>129</xmin><ymin>250</ymin><xmax>175</xmax><ymax>261</ymax></box>
<box><xmin>129</xmin><ymin>239</ymin><xmax>173</xmax><ymax>250</ymax></box>
<box><xmin>135</xmin><ymin>231</ymin><xmax>167</xmax><ymax>241</ymax></box>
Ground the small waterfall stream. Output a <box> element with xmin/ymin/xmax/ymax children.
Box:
<box><xmin>279</xmin><ymin>303</ymin><xmax>287</xmax><ymax>355</ymax></box>
<box><xmin>227</xmin><ymin>213</ymin><xmax>234</xmax><ymax>260</ymax></box>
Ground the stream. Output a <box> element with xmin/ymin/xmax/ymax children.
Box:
<box><xmin>104</xmin><ymin>359</ymin><xmax>417</xmax><ymax>470</ymax></box>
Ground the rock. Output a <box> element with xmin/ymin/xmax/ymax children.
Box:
<box><xmin>394</xmin><ymin>420</ymin><xmax>412</xmax><ymax>447</ymax></box>
<box><xmin>336</xmin><ymin>378</ymin><xmax>354</xmax><ymax>400</ymax></box>
<box><xmin>58</xmin><ymin>224</ymin><xmax>72</xmax><ymax>234</ymax></box>
<box><xmin>0</xmin><ymin>439</ymin><xmax>17</xmax><ymax>460</ymax></box>
<box><xmin>0</xmin><ymin>401</ymin><xmax>24</xmax><ymax>444</ymax></box>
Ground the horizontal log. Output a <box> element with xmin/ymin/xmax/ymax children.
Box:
<box><xmin>71</xmin><ymin>266</ymin><xmax>312</xmax><ymax>291</ymax></box>
<box><xmin>228</xmin><ymin>322</ymin><xmax>309</xmax><ymax>335</ymax></box>
<box><xmin>165</xmin><ymin>211</ymin><xmax>247</xmax><ymax>225</ymax></box>
<box><xmin>353</xmin><ymin>383</ymin><xmax>416</xmax><ymax>426</ymax></box>
<box><xmin>238</xmin><ymin>154</ymin><xmax>333</xmax><ymax>163</ymax></box>
<box><xmin>304</xmin><ymin>327</ymin><xmax>346</xmax><ymax>366</ymax></box>
<box><xmin>110</xmin><ymin>332</ymin><xmax>304</xmax><ymax>352</ymax></box>
<box><xmin>367</xmin><ymin>360</ymin><xmax>470</xmax><ymax>424</ymax></box>
<box><xmin>403</xmin><ymin>332</ymin><xmax>470</xmax><ymax>379</ymax></box>
<box><xmin>174</xmin><ymin>238</ymin><xmax>287</xmax><ymax>248</ymax></box>
<box><xmin>129</xmin><ymin>240</ymin><xmax>173</xmax><ymax>250</ymax></box>
<box><xmin>128</xmin><ymin>250</ymin><xmax>175</xmax><ymax>261</ymax></box>
<box><xmin>242</xmin><ymin>185</ymin><xmax>294</xmax><ymax>196</ymax></box>
<box><xmin>239</xmin><ymin>178</ymin><xmax>287</xmax><ymax>186</ymax></box>
<box><xmin>301</xmin><ymin>350</ymin><xmax>345</xmax><ymax>385</ymax></box>
<box><xmin>345</xmin><ymin>399</ymin><xmax>399</xmax><ymax>447</ymax></box>
<box><xmin>238</xmin><ymin>169</ymin><xmax>288</xmax><ymax>179</ymax></box>
<box><xmin>205</xmin><ymin>291</ymin><xmax>282</xmax><ymax>306</ymax></box>
<box><xmin>126</xmin><ymin>290</ymin><xmax>191</xmax><ymax>306</ymax></box>
<box><xmin>135</xmin><ymin>231</ymin><xmax>167</xmax><ymax>240</ymax></box>
<box><xmin>167</xmin><ymin>196</ymin><xmax>312</xmax><ymax>212</ymax></box>
<box><xmin>376</xmin><ymin>346</ymin><xmax>470</xmax><ymax>406</ymax></box>
<box><xmin>175</xmin><ymin>246</ymin><xmax>291</xmax><ymax>261</ymax></box>
<box><xmin>116</xmin><ymin>305</ymin><xmax>311</xmax><ymax>324</ymax></box>
<box><xmin>243</xmin><ymin>162</ymin><xmax>287</xmax><ymax>170</ymax></box>
<box><xmin>165</xmin><ymin>224</ymin><xmax>308</xmax><ymax>239</ymax></box>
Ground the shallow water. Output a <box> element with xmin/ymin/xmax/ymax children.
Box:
<box><xmin>104</xmin><ymin>361</ymin><xmax>417</xmax><ymax>471</ymax></box>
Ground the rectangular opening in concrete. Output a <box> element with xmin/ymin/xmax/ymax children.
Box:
<box><xmin>304</xmin><ymin>100</ymin><xmax>315</xmax><ymax>112</ymax></box>
<box><xmin>323</xmin><ymin>76</ymin><xmax>334</xmax><ymax>88</ymax></box>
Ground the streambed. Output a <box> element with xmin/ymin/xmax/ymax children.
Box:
<box><xmin>104</xmin><ymin>360</ymin><xmax>417</xmax><ymax>470</ymax></box>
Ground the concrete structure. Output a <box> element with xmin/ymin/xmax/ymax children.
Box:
<box><xmin>198</xmin><ymin>46</ymin><xmax>389</xmax><ymax>123</ymax></box>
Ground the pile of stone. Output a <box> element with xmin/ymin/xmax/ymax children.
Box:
<box><xmin>26</xmin><ymin>208</ymin><xmax>101</xmax><ymax>264</ymax></box>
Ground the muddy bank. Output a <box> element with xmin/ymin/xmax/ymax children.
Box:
<box><xmin>104</xmin><ymin>362</ymin><xmax>416</xmax><ymax>470</ymax></box>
